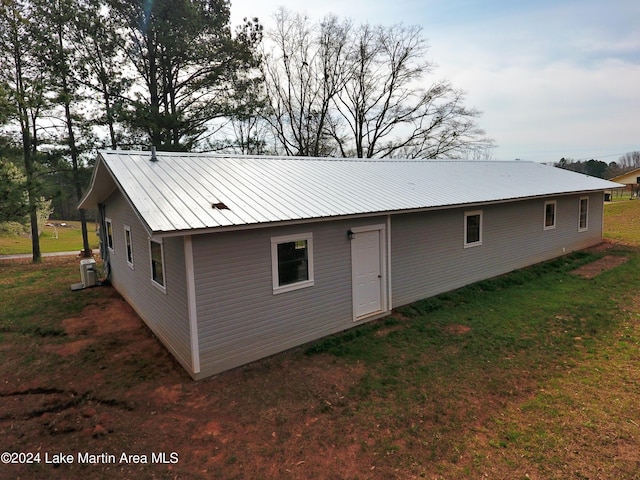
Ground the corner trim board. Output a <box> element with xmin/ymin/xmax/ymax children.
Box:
<box><xmin>184</xmin><ymin>236</ymin><xmax>200</xmax><ymax>374</ymax></box>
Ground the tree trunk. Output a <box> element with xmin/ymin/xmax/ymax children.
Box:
<box><xmin>22</xmin><ymin>128</ymin><xmax>41</xmax><ymax>263</ymax></box>
<box><xmin>58</xmin><ymin>24</ymin><xmax>91</xmax><ymax>257</ymax></box>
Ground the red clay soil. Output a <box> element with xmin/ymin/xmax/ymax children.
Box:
<box><xmin>1</xmin><ymin>285</ymin><xmax>377</xmax><ymax>479</ymax></box>
<box><xmin>570</xmin><ymin>255</ymin><xmax>629</xmax><ymax>279</ymax></box>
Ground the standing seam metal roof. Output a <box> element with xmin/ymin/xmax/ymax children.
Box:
<box><xmin>78</xmin><ymin>150</ymin><xmax>622</xmax><ymax>235</ymax></box>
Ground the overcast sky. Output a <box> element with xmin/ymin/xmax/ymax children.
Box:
<box><xmin>230</xmin><ymin>0</ymin><xmax>639</xmax><ymax>163</ymax></box>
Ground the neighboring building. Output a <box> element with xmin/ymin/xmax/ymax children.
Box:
<box><xmin>609</xmin><ymin>168</ymin><xmax>640</xmax><ymax>197</ymax></box>
<box><xmin>79</xmin><ymin>150</ymin><xmax>621</xmax><ymax>379</ymax></box>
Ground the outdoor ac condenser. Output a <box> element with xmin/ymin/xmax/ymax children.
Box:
<box><xmin>80</xmin><ymin>258</ymin><xmax>97</xmax><ymax>288</ymax></box>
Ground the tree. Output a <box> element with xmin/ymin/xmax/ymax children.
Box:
<box><xmin>33</xmin><ymin>0</ymin><xmax>93</xmax><ymax>256</ymax></box>
<box><xmin>583</xmin><ymin>159</ymin><xmax>608</xmax><ymax>178</ymax></box>
<box><xmin>73</xmin><ymin>1</ymin><xmax>129</xmax><ymax>149</ymax></box>
<box><xmin>0</xmin><ymin>0</ymin><xmax>47</xmax><ymax>262</ymax></box>
<box><xmin>618</xmin><ymin>151</ymin><xmax>640</xmax><ymax>170</ymax></box>
<box><xmin>0</xmin><ymin>157</ymin><xmax>28</xmax><ymax>223</ymax></box>
<box><xmin>260</xmin><ymin>11</ymin><xmax>493</xmax><ymax>159</ymax></box>
<box><xmin>109</xmin><ymin>0</ymin><xmax>262</xmax><ymax>151</ymax></box>
<box><xmin>261</xmin><ymin>10</ymin><xmax>350</xmax><ymax>156</ymax></box>
<box><xmin>555</xmin><ymin>158</ymin><xmax>610</xmax><ymax>179</ymax></box>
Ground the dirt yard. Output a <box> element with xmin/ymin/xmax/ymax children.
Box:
<box><xmin>1</xmin><ymin>269</ymin><xmax>376</xmax><ymax>480</ymax></box>
<box><xmin>1</xmin><ymin>248</ymin><xmax>638</xmax><ymax>479</ymax></box>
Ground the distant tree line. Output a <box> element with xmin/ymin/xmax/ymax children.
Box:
<box><xmin>0</xmin><ymin>0</ymin><xmax>493</xmax><ymax>261</ymax></box>
<box><xmin>555</xmin><ymin>152</ymin><xmax>640</xmax><ymax>179</ymax></box>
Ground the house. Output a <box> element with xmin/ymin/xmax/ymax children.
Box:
<box><xmin>609</xmin><ymin>168</ymin><xmax>640</xmax><ymax>197</ymax></box>
<box><xmin>78</xmin><ymin>150</ymin><xmax>621</xmax><ymax>379</ymax></box>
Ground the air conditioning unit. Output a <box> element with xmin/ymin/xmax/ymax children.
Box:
<box><xmin>80</xmin><ymin>258</ymin><xmax>97</xmax><ymax>288</ymax></box>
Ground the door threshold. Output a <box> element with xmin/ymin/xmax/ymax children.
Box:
<box><xmin>354</xmin><ymin>310</ymin><xmax>388</xmax><ymax>323</ymax></box>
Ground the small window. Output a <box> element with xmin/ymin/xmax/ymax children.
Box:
<box><xmin>271</xmin><ymin>233</ymin><xmax>314</xmax><ymax>294</ymax></box>
<box><xmin>544</xmin><ymin>201</ymin><xmax>556</xmax><ymax>230</ymax></box>
<box><xmin>578</xmin><ymin>197</ymin><xmax>588</xmax><ymax>232</ymax></box>
<box><xmin>150</xmin><ymin>239</ymin><xmax>165</xmax><ymax>290</ymax></box>
<box><xmin>105</xmin><ymin>218</ymin><xmax>114</xmax><ymax>252</ymax></box>
<box><xmin>124</xmin><ymin>225</ymin><xmax>134</xmax><ymax>267</ymax></box>
<box><xmin>464</xmin><ymin>211</ymin><xmax>483</xmax><ymax>247</ymax></box>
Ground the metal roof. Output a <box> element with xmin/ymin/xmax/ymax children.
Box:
<box><xmin>79</xmin><ymin>150</ymin><xmax>622</xmax><ymax>236</ymax></box>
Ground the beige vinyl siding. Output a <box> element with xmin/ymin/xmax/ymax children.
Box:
<box><xmin>391</xmin><ymin>193</ymin><xmax>603</xmax><ymax>307</ymax></box>
<box><xmin>192</xmin><ymin>217</ymin><xmax>386</xmax><ymax>378</ymax></box>
<box><xmin>103</xmin><ymin>190</ymin><xmax>193</xmax><ymax>374</ymax></box>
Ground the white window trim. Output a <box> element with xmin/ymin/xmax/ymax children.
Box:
<box><xmin>124</xmin><ymin>225</ymin><xmax>134</xmax><ymax>269</ymax></box>
<box><xmin>271</xmin><ymin>232</ymin><xmax>314</xmax><ymax>294</ymax></box>
<box><xmin>149</xmin><ymin>238</ymin><xmax>167</xmax><ymax>293</ymax></box>
<box><xmin>464</xmin><ymin>210</ymin><xmax>483</xmax><ymax>248</ymax></box>
<box><xmin>544</xmin><ymin>200</ymin><xmax>557</xmax><ymax>230</ymax></box>
<box><xmin>578</xmin><ymin>196</ymin><xmax>589</xmax><ymax>232</ymax></box>
<box><xmin>105</xmin><ymin>217</ymin><xmax>114</xmax><ymax>253</ymax></box>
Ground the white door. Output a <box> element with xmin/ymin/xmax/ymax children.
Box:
<box><xmin>352</xmin><ymin>229</ymin><xmax>383</xmax><ymax>319</ymax></box>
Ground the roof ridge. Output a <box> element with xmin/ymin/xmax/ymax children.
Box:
<box><xmin>99</xmin><ymin>149</ymin><xmax>529</xmax><ymax>164</ymax></box>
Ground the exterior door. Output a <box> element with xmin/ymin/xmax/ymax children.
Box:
<box><xmin>352</xmin><ymin>228</ymin><xmax>384</xmax><ymax>319</ymax></box>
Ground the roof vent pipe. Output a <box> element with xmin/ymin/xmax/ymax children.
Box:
<box><xmin>150</xmin><ymin>146</ymin><xmax>158</xmax><ymax>162</ymax></box>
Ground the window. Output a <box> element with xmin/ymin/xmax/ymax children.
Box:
<box><xmin>105</xmin><ymin>218</ymin><xmax>114</xmax><ymax>252</ymax></box>
<box><xmin>544</xmin><ymin>201</ymin><xmax>556</xmax><ymax>230</ymax></box>
<box><xmin>578</xmin><ymin>197</ymin><xmax>589</xmax><ymax>231</ymax></box>
<box><xmin>124</xmin><ymin>225</ymin><xmax>134</xmax><ymax>267</ymax></box>
<box><xmin>464</xmin><ymin>211</ymin><xmax>483</xmax><ymax>247</ymax></box>
<box><xmin>271</xmin><ymin>233</ymin><xmax>314</xmax><ymax>293</ymax></box>
<box><xmin>150</xmin><ymin>239</ymin><xmax>165</xmax><ymax>290</ymax></box>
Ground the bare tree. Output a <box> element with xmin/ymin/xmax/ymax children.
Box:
<box><xmin>260</xmin><ymin>11</ymin><xmax>494</xmax><ymax>159</ymax></box>
<box><xmin>618</xmin><ymin>151</ymin><xmax>640</xmax><ymax>170</ymax></box>
<box><xmin>261</xmin><ymin>10</ymin><xmax>351</xmax><ymax>156</ymax></box>
<box><xmin>336</xmin><ymin>23</ymin><xmax>493</xmax><ymax>158</ymax></box>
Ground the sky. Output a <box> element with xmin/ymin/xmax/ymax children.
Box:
<box><xmin>230</xmin><ymin>0</ymin><xmax>640</xmax><ymax>162</ymax></box>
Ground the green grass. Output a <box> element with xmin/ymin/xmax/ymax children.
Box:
<box><xmin>0</xmin><ymin>258</ymin><xmax>104</xmax><ymax>384</ymax></box>
<box><xmin>604</xmin><ymin>200</ymin><xmax>640</xmax><ymax>245</ymax></box>
<box><xmin>0</xmin><ymin>259</ymin><xmax>102</xmax><ymax>337</ymax></box>
<box><xmin>301</xmin><ymin>195</ymin><xmax>640</xmax><ymax>477</ymax></box>
<box><xmin>304</xmin><ymin>247</ymin><xmax>640</xmax><ymax>477</ymax></box>
<box><xmin>0</xmin><ymin>221</ymin><xmax>99</xmax><ymax>255</ymax></box>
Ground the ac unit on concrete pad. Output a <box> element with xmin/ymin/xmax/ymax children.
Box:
<box><xmin>80</xmin><ymin>258</ymin><xmax>97</xmax><ymax>287</ymax></box>
<box><xmin>70</xmin><ymin>258</ymin><xmax>98</xmax><ymax>291</ymax></box>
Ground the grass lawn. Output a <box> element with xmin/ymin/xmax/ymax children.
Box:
<box><xmin>605</xmin><ymin>200</ymin><xmax>640</xmax><ymax>245</ymax></box>
<box><xmin>0</xmin><ymin>201</ymin><xmax>639</xmax><ymax>479</ymax></box>
<box><xmin>0</xmin><ymin>221</ymin><xmax>99</xmax><ymax>255</ymax></box>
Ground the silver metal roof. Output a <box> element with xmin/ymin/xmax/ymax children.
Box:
<box><xmin>79</xmin><ymin>150</ymin><xmax>622</xmax><ymax>236</ymax></box>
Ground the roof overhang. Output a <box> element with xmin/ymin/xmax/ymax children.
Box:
<box><xmin>78</xmin><ymin>154</ymin><xmax>117</xmax><ymax>210</ymax></box>
<box><xmin>78</xmin><ymin>153</ymin><xmax>154</xmax><ymax>237</ymax></box>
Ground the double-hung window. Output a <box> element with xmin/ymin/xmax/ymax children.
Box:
<box><xmin>464</xmin><ymin>211</ymin><xmax>483</xmax><ymax>247</ymax></box>
<box><xmin>271</xmin><ymin>233</ymin><xmax>314</xmax><ymax>294</ymax></box>
<box><xmin>105</xmin><ymin>218</ymin><xmax>114</xmax><ymax>252</ymax></box>
<box><xmin>150</xmin><ymin>239</ymin><xmax>165</xmax><ymax>291</ymax></box>
<box><xmin>124</xmin><ymin>225</ymin><xmax>134</xmax><ymax>268</ymax></box>
<box><xmin>578</xmin><ymin>197</ymin><xmax>589</xmax><ymax>231</ymax></box>
<box><xmin>544</xmin><ymin>201</ymin><xmax>556</xmax><ymax>230</ymax></box>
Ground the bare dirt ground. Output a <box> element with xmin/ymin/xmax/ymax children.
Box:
<box><xmin>1</xmin><ymin>246</ymin><xmax>638</xmax><ymax>479</ymax></box>
<box><xmin>2</xmin><ymin>275</ymin><xmax>375</xmax><ymax>480</ymax></box>
<box><xmin>570</xmin><ymin>254</ymin><xmax>629</xmax><ymax>279</ymax></box>
<box><xmin>570</xmin><ymin>240</ymin><xmax>629</xmax><ymax>278</ymax></box>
